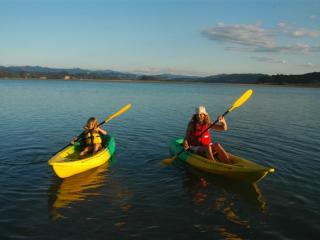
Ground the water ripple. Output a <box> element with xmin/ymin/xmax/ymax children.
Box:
<box><xmin>1</xmin><ymin>80</ymin><xmax>319</xmax><ymax>239</ymax></box>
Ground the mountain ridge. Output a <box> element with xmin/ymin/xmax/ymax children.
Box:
<box><xmin>1</xmin><ymin>65</ymin><xmax>319</xmax><ymax>85</ymax></box>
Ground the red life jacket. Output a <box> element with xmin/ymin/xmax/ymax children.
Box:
<box><xmin>187</xmin><ymin>122</ymin><xmax>211</xmax><ymax>146</ymax></box>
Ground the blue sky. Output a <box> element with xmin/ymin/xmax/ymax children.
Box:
<box><xmin>1</xmin><ymin>0</ymin><xmax>319</xmax><ymax>75</ymax></box>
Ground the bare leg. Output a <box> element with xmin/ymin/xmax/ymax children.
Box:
<box><xmin>196</xmin><ymin>145</ymin><xmax>215</xmax><ymax>161</ymax></box>
<box><xmin>92</xmin><ymin>144</ymin><xmax>102</xmax><ymax>154</ymax></box>
<box><xmin>213</xmin><ymin>143</ymin><xmax>232</xmax><ymax>164</ymax></box>
<box><xmin>206</xmin><ymin>144</ymin><xmax>215</xmax><ymax>161</ymax></box>
<box><xmin>80</xmin><ymin>146</ymin><xmax>93</xmax><ymax>157</ymax></box>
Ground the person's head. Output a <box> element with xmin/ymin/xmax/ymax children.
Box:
<box><xmin>86</xmin><ymin>117</ymin><xmax>98</xmax><ymax>130</ymax></box>
<box><xmin>196</xmin><ymin>105</ymin><xmax>207</xmax><ymax>121</ymax></box>
<box><xmin>193</xmin><ymin>105</ymin><xmax>211</xmax><ymax>125</ymax></box>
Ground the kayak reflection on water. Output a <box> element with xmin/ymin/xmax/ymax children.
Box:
<box><xmin>180</xmin><ymin>164</ymin><xmax>267</xmax><ymax>238</ymax></box>
<box><xmin>182</xmin><ymin>164</ymin><xmax>267</xmax><ymax>210</ymax></box>
<box><xmin>47</xmin><ymin>162</ymin><xmax>110</xmax><ymax>220</ymax></box>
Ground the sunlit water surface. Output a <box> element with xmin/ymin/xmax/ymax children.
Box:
<box><xmin>0</xmin><ymin>79</ymin><xmax>319</xmax><ymax>239</ymax></box>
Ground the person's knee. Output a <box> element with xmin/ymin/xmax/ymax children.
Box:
<box><xmin>93</xmin><ymin>144</ymin><xmax>101</xmax><ymax>152</ymax></box>
<box><xmin>212</xmin><ymin>143</ymin><xmax>218</xmax><ymax>148</ymax></box>
<box><xmin>216</xmin><ymin>143</ymin><xmax>225</xmax><ymax>151</ymax></box>
<box><xmin>80</xmin><ymin>150</ymin><xmax>87</xmax><ymax>156</ymax></box>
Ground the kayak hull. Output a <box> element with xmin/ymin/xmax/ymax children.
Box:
<box><xmin>48</xmin><ymin>135</ymin><xmax>115</xmax><ymax>178</ymax></box>
<box><xmin>169</xmin><ymin>138</ymin><xmax>274</xmax><ymax>183</ymax></box>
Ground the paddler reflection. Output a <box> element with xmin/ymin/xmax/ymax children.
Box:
<box><xmin>182</xmin><ymin>166</ymin><xmax>267</xmax><ymax>238</ymax></box>
<box><xmin>183</xmin><ymin>164</ymin><xmax>267</xmax><ymax>210</ymax></box>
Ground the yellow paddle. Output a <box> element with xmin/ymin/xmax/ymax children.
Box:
<box><xmin>56</xmin><ymin>103</ymin><xmax>132</xmax><ymax>153</ymax></box>
<box><xmin>162</xmin><ymin>89</ymin><xmax>253</xmax><ymax>165</ymax></box>
<box><xmin>100</xmin><ymin>103</ymin><xmax>132</xmax><ymax>126</ymax></box>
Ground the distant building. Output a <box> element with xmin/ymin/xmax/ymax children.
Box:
<box><xmin>64</xmin><ymin>75</ymin><xmax>71</xmax><ymax>80</ymax></box>
<box><xmin>39</xmin><ymin>76</ymin><xmax>47</xmax><ymax>79</ymax></box>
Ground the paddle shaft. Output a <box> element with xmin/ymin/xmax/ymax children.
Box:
<box><xmin>71</xmin><ymin>119</ymin><xmax>106</xmax><ymax>143</ymax></box>
<box><xmin>55</xmin><ymin>121</ymin><xmax>108</xmax><ymax>153</ymax></box>
<box><xmin>199</xmin><ymin>89</ymin><xmax>253</xmax><ymax>136</ymax></box>
<box><xmin>199</xmin><ymin>109</ymin><xmax>229</xmax><ymax>137</ymax></box>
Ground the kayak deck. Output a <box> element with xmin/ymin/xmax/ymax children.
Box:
<box><xmin>48</xmin><ymin>135</ymin><xmax>115</xmax><ymax>178</ymax></box>
<box><xmin>170</xmin><ymin>138</ymin><xmax>275</xmax><ymax>183</ymax></box>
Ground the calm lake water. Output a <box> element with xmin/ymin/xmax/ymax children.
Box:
<box><xmin>0</xmin><ymin>79</ymin><xmax>319</xmax><ymax>239</ymax></box>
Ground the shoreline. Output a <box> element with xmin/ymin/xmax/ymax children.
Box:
<box><xmin>1</xmin><ymin>77</ymin><xmax>320</xmax><ymax>88</ymax></box>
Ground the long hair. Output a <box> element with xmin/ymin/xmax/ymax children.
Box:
<box><xmin>87</xmin><ymin>117</ymin><xmax>98</xmax><ymax>129</ymax></box>
<box><xmin>190</xmin><ymin>114</ymin><xmax>212</xmax><ymax>128</ymax></box>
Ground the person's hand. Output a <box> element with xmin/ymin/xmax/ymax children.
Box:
<box><xmin>97</xmin><ymin>127</ymin><xmax>107</xmax><ymax>135</ymax></box>
<box><xmin>183</xmin><ymin>139</ymin><xmax>189</xmax><ymax>150</ymax></box>
<box><xmin>218</xmin><ymin>115</ymin><xmax>226</xmax><ymax>123</ymax></box>
<box><xmin>217</xmin><ymin>115</ymin><xmax>228</xmax><ymax>130</ymax></box>
<box><xmin>70</xmin><ymin>137</ymin><xmax>77</xmax><ymax>144</ymax></box>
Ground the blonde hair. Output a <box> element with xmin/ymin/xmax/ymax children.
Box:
<box><xmin>87</xmin><ymin>117</ymin><xmax>98</xmax><ymax>128</ymax></box>
<box><xmin>191</xmin><ymin>113</ymin><xmax>212</xmax><ymax>127</ymax></box>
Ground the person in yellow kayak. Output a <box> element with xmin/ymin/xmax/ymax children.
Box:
<box><xmin>72</xmin><ymin>117</ymin><xmax>107</xmax><ymax>157</ymax></box>
<box><xmin>183</xmin><ymin>106</ymin><xmax>232</xmax><ymax>164</ymax></box>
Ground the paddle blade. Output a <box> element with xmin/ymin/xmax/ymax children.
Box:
<box><xmin>229</xmin><ymin>89</ymin><xmax>253</xmax><ymax>112</ymax></box>
<box><xmin>103</xmin><ymin>103</ymin><xmax>132</xmax><ymax>124</ymax></box>
<box><xmin>162</xmin><ymin>155</ymin><xmax>177</xmax><ymax>165</ymax></box>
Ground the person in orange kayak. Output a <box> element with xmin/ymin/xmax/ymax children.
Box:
<box><xmin>183</xmin><ymin>105</ymin><xmax>232</xmax><ymax>164</ymax></box>
<box><xmin>72</xmin><ymin>117</ymin><xmax>107</xmax><ymax>157</ymax></box>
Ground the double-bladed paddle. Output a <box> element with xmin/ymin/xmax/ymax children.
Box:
<box><xmin>162</xmin><ymin>89</ymin><xmax>253</xmax><ymax>165</ymax></box>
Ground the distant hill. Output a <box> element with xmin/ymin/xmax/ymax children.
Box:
<box><xmin>195</xmin><ymin>73</ymin><xmax>266</xmax><ymax>83</ymax></box>
<box><xmin>0</xmin><ymin>66</ymin><xmax>139</xmax><ymax>80</ymax></box>
<box><xmin>257</xmin><ymin>72</ymin><xmax>320</xmax><ymax>86</ymax></box>
<box><xmin>0</xmin><ymin>65</ymin><xmax>319</xmax><ymax>86</ymax></box>
<box><xmin>137</xmin><ymin>73</ymin><xmax>267</xmax><ymax>83</ymax></box>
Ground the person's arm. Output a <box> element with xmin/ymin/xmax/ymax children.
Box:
<box><xmin>211</xmin><ymin>115</ymin><xmax>228</xmax><ymax>131</ymax></box>
<box><xmin>97</xmin><ymin>127</ymin><xmax>107</xmax><ymax>135</ymax></box>
<box><xmin>70</xmin><ymin>131</ymin><xmax>85</xmax><ymax>144</ymax></box>
<box><xmin>183</xmin><ymin>123</ymin><xmax>192</xmax><ymax>150</ymax></box>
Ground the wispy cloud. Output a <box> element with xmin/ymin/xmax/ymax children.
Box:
<box><xmin>202</xmin><ymin>22</ymin><xmax>320</xmax><ymax>54</ymax></box>
<box><xmin>299</xmin><ymin>62</ymin><xmax>316</xmax><ymax>68</ymax></box>
<box><xmin>225</xmin><ymin>42</ymin><xmax>320</xmax><ymax>54</ymax></box>
<box><xmin>277</xmin><ymin>22</ymin><xmax>320</xmax><ymax>38</ymax></box>
<box><xmin>202</xmin><ymin>22</ymin><xmax>274</xmax><ymax>48</ymax></box>
<box><xmin>251</xmin><ymin>56</ymin><xmax>286</xmax><ymax>64</ymax></box>
<box><xmin>310</xmin><ymin>15</ymin><xmax>317</xmax><ymax>20</ymax></box>
<box><xmin>252</xmin><ymin>43</ymin><xmax>320</xmax><ymax>53</ymax></box>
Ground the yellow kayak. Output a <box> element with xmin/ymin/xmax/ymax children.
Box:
<box><xmin>48</xmin><ymin>135</ymin><xmax>115</xmax><ymax>178</ymax></box>
<box><xmin>170</xmin><ymin>138</ymin><xmax>275</xmax><ymax>183</ymax></box>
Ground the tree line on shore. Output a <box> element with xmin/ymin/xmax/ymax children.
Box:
<box><xmin>0</xmin><ymin>66</ymin><xmax>319</xmax><ymax>86</ymax></box>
